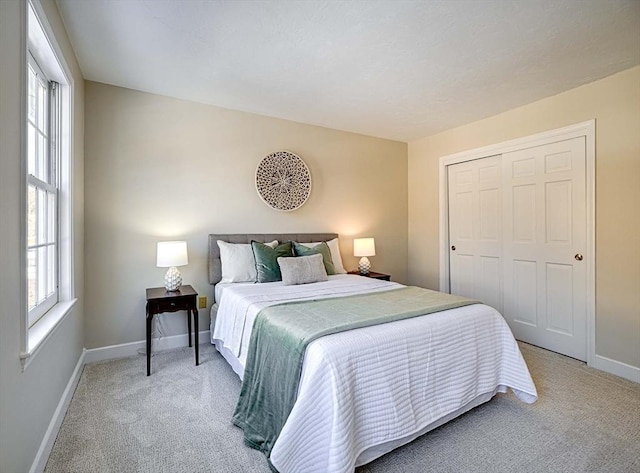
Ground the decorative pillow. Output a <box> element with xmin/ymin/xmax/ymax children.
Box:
<box><xmin>293</xmin><ymin>241</ymin><xmax>336</xmax><ymax>275</ymax></box>
<box><xmin>218</xmin><ymin>240</ymin><xmax>277</xmax><ymax>283</ymax></box>
<box><xmin>297</xmin><ymin>238</ymin><xmax>346</xmax><ymax>274</ymax></box>
<box><xmin>278</xmin><ymin>254</ymin><xmax>328</xmax><ymax>286</ymax></box>
<box><xmin>252</xmin><ymin>240</ymin><xmax>294</xmax><ymax>283</ymax></box>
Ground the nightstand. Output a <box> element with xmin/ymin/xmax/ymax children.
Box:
<box><xmin>145</xmin><ymin>285</ymin><xmax>198</xmax><ymax>376</ymax></box>
<box><xmin>347</xmin><ymin>270</ymin><xmax>391</xmax><ymax>281</ymax></box>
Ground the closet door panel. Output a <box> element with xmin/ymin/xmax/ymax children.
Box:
<box><xmin>448</xmin><ymin>156</ymin><xmax>502</xmax><ymax>313</ymax></box>
<box><xmin>512</xmin><ymin>259</ymin><xmax>538</xmax><ymax>327</ymax></box>
<box><xmin>502</xmin><ymin>137</ymin><xmax>587</xmax><ymax>360</ymax></box>
<box><xmin>545</xmin><ymin>262</ymin><xmax>574</xmax><ymax>335</ymax></box>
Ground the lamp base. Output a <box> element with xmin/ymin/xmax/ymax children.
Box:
<box><xmin>164</xmin><ymin>266</ymin><xmax>182</xmax><ymax>292</ymax></box>
<box><xmin>358</xmin><ymin>257</ymin><xmax>371</xmax><ymax>275</ymax></box>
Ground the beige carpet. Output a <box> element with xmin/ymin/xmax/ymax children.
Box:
<box><xmin>45</xmin><ymin>342</ymin><xmax>640</xmax><ymax>473</ymax></box>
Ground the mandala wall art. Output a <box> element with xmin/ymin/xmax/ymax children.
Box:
<box><xmin>255</xmin><ymin>151</ymin><xmax>312</xmax><ymax>211</ymax></box>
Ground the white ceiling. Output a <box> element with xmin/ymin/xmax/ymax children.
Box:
<box><xmin>56</xmin><ymin>0</ymin><xmax>640</xmax><ymax>142</ymax></box>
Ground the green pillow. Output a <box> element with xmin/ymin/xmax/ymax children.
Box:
<box><xmin>293</xmin><ymin>241</ymin><xmax>336</xmax><ymax>275</ymax></box>
<box><xmin>252</xmin><ymin>240</ymin><xmax>293</xmax><ymax>283</ymax></box>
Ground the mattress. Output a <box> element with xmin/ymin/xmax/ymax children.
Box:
<box><xmin>210</xmin><ymin>275</ymin><xmax>537</xmax><ymax>473</ymax></box>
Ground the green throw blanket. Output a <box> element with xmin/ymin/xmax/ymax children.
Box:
<box><xmin>232</xmin><ymin>286</ymin><xmax>478</xmax><ymax>457</ymax></box>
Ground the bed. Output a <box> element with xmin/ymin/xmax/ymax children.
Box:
<box><xmin>208</xmin><ymin>233</ymin><xmax>537</xmax><ymax>473</ymax></box>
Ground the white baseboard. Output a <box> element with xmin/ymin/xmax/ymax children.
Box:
<box><xmin>30</xmin><ymin>348</ymin><xmax>86</xmax><ymax>473</ymax></box>
<box><xmin>84</xmin><ymin>330</ymin><xmax>211</xmax><ymax>364</ymax></box>
<box><xmin>591</xmin><ymin>354</ymin><xmax>640</xmax><ymax>383</ymax></box>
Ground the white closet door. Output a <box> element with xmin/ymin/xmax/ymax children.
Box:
<box><xmin>448</xmin><ymin>156</ymin><xmax>503</xmax><ymax>313</ymax></box>
<box><xmin>502</xmin><ymin>137</ymin><xmax>587</xmax><ymax>360</ymax></box>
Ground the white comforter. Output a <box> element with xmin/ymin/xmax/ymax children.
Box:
<box><xmin>211</xmin><ymin>275</ymin><xmax>537</xmax><ymax>473</ymax></box>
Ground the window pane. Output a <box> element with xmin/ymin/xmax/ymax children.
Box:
<box><xmin>47</xmin><ymin>244</ymin><xmax>56</xmax><ymax>297</ymax></box>
<box><xmin>28</xmin><ymin>248</ymin><xmax>37</xmax><ymax>310</ymax></box>
<box><xmin>47</xmin><ymin>191</ymin><xmax>56</xmax><ymax>244</ymax></box>
<box><xmin>28</xmin><ymin>124</ymin><xmax>36</xmax><ymax>176</ymax></box>
<box><xmin>27</xmin><ymin>185</ymin><xmax>36</xmax><ymax>246</ymax></box>
<box><xmin>28</xmin><ymin>67</ymin><xmax>37</xmax><ymax>123</ymax></box>
<box><xmin>37</xmin><ymin>133</ymin><xmax>48</xmax><ymax>182</ymax></box>
<box><xmin>37</xmin><ymin>188</ymin><xmax>46</xmax><ymax>244</ymax></box>
<box><xmin>38</xmin><ymin>81</ymin><xmax>47</xmax><ymax>131</ymax></box>
<box><xmin>37</xmin><ymin>246</ymin><xmax>47</xmax><ymax>303</ymax></box>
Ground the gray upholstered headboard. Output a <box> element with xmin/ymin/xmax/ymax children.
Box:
<box><xmin>208</xmin><ymin>233</ymin><xmax>338</xmax><ymax>285</ymax></box>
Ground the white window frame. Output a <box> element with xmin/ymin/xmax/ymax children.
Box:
<box><xmin>20</xmin><ymin>0</ymin><xmax>76</xmax><ymax>369</ymax></box>
<box><xmin>27</xmin><ymin>52</ymin><xmax>59</xmax><ymax>327</ymax></box>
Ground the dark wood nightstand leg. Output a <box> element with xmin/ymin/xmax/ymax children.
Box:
<box><xmin>187</xmin><ymin>309</ymin><xmax>192</xmax><ymax>347</ymax></box>
<box><xmin>194</xmin><ymin>308</ymin><xmax>199</xmax><ymax>366</ymax></box>
<box><xmin>146</xmin><ymin>305</ymin><xmax>153</xmax><ymax>376</ymax></box>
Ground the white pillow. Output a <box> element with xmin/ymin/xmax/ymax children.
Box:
<box><xmin>217</xmin><ymin>240</ymin><xmax>278</xmax><ymax>283</ymax></box>
<box><xmin>278</xmin><ymin>254</ymin><xmax>328</xmax><ymax>286</ymax></box>
<box><xmin>298</xmin><ymin>238</ymin><xmax>346</xmax><ymax>274</ymax></box>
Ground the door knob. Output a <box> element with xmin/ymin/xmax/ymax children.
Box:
<box><xmin>575</xmin><ymin>254</ymin><xmax>583</xmax><ymax>261</ymax></box>
<box><xmin>451</xmin><ymin>245</ymin><xmax>456</xmax><ymax>251</ymax></box>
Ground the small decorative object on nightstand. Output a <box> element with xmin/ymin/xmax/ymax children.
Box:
<box><xmin>157</xmin><ymin>241</ymin><xmax>188</xmax><ymax>291</ymax></box>
<box><xmin>145</xmin><ymin>285</ymin><xmax>198</xmax><ymax>376</ymax></box>
<box><xmin>348</xmin><ymin>270</ymin><xmax>390</xmax><ymax>281</ymax></box>
<box><xmin>353</xmin><ymin>237</ymin><xmax>376</xmax><ymax>275</ymax></box>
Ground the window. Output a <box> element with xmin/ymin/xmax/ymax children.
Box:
<box><xmin>27</xmin><ymin>54</ymin><xmax>59</xmax><ymax>327</ymax></box>
<box><xmin>21</xmin><ymin>0</ymin><xmax>76</xmax><ymax>367</ymax></box>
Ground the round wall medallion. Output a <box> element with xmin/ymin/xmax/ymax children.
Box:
<box><xmin>255</xmin><ymin>151</ymin><xmax>312</xmax><ymax>211</ymax></box>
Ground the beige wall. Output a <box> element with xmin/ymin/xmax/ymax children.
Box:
<box><xmin>408</xmin><ymin>66</ymin><xmax>640</xmax><ymax>368</ymax></box>
<box><xmin>0</xmin><ymin>1</ymin><xmax>85</xmax><ymax>472</ymax></box>
<box><xmin>84</xmin><ymin>81</ymin><xmax>408</xmax><ymax>348</ymax></box>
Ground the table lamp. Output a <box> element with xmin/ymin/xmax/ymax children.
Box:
<box><xmin>157</xmin><ymin>241</ymin><xmax>188</xmax><ymax>291</ymax></box>
<box><xmin>353</xmin><ymin>238</ymin><xmax>375</xmax><ymax>275</ymax></box>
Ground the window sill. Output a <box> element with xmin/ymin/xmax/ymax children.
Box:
<box><xmin>20</xmin><ymin>298</ymin><xmax>77</xmax><ymax>371</ymax></box>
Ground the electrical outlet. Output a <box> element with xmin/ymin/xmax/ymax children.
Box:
<box><xmin>198</xmin><ymin>296</ymin><xmax>207</xmax><ymax>309</ymax></box>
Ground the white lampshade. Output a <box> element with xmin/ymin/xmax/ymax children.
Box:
<box><xmin>156</xmin><ymin>241</ymin><xmax>188</xmax><ymax>268</ymax></box>
<box><xmin>353</xmin><ymin>238</ymin><xmax>376</xmax><ymax>257</ymax></box>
